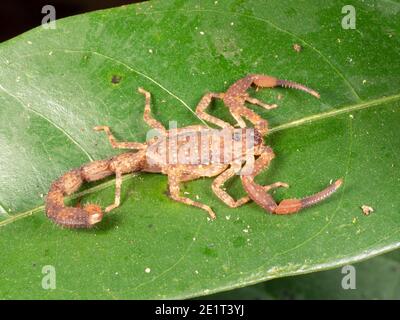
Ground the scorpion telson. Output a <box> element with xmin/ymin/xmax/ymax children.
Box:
<box><xmin>45</xmin><ymin>74</ymin><xmax>342</xmax><ymax>228</ymax></box>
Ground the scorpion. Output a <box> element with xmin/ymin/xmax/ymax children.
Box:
<box><xmin>45</xmin><ymin>74</ymin><xmax>342</xmax><ymax>228</ymax></box>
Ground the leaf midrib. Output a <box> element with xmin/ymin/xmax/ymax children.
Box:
<box><xmin>1</xmin><ymin>92</ymin><xmax>399</xmax><ymax>228</ymax></box>
<box><xmin>269</xmin><ymin>93</ymin><xmax>400</xmax><ymax>133</ymax></box>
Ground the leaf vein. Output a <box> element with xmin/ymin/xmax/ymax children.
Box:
<box><xmin>0</xmin><ymin>84</ymin><xmax>94</xmax><ymax>161</ymax></box>
<box><xmin>60</xmin><ymin>49</ymin><xmax>210</xmax><ymax>127</ymax></box>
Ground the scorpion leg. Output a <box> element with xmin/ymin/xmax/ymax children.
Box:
<box><xmin>138</xmin><ymin>87</ymin><xmax>167</xmax><ymax>133</ymax></box>
<box><xmin>212</xmin><ymin>165</ymin><xmax>251</xmax><ymax>208</ymax></box>
<box><xmin>94</xmin><ymin>126</ymin><xmax>146</xmax><ymax>150</ymax></box>
<box><xmin>232</xmin><ymin>106</ymin><xmax>269</xmax><ymax>135</ymax></box>
<box><xmin>168</xmin><ymin>172</ymin><xmax>217</xmax><ymax>219</ymax></box>
<box><xmin>245</xmin><ymin>96</ymin><xmax>277</xmax><ymax>110</ymax></box>
<box><xmin>95</xmin><ymin>87</ymin><xmax>166</xmax><ymax>147</ymax></box>
<box><xmin>212</xmin><ymin>159</ymin><xmax>288</xmax><ymax>208</ymax></box>
<box><xmin>195</xmin><ymin>92</ymin><xmax>233</xmax><ymax>129</ymax></box>
<box><xmin>231</xmin><ymin>112</ymin><xmax>247</xmax><ymax>128</ymax></box>
<box><xmin>104</xmin><ymin>171</ymin><xmax>123</xmax><ymax>213</ymax></box>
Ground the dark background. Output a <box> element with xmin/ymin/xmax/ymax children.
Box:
<box><xmin>0</xmin><ymin>0</ymin><xmax>144</xmax><ymax>43</ymax></box>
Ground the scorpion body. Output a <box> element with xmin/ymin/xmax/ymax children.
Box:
<box><xmin>45</xmin><ymin>75</ymin><xmax>342</xmax><ymax>228</ymax></box>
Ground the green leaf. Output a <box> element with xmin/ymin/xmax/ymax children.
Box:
<box><xmin>0</xmin><ymin>0</ymin><xmax>399</xmax><ymax>299</ymax></box>
<box><xmin>205</xmin><ymin>249</ymin><xmax>400</xmax><ymax>299</ymax></box>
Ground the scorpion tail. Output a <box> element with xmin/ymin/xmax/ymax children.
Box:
<box><xmin>45</xmin><ymin>159</ymin><xmax>113</xmax><ymax>228</ymax></box>
<box><xmin>251</xmin><ymin>74</ymin><xmax>320</xmax><ymax>99</ymax></box>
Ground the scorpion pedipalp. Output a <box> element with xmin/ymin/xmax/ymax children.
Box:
<box><xmin>252</xmin><ymin>75</ymin><xmax>320</xmax><ymax>99</ymax></box>
<box><xmin>243</xmin><ymin>176</ymin><xmax>343</xmax><ymax>215</ymax></box>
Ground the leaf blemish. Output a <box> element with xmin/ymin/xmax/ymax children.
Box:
<box><xmin>111</xmin><ymin>75</ymin><xmax>122</xmax><ymax>84</ymax></box>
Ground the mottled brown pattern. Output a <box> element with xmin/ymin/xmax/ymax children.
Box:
<box><xmin>46</xmin><ymin>84</ymin><xmax>262</xmax><ymax>228</ymax></box>
<box><xmin>196</xmin><ymin>74</ymin><xmax>320</xmax><ymax>136</ymax></box>
<box><xmin>45</xmin><ymin>75</ymin><xmax>340</xmax><ymax>229</ymax></box>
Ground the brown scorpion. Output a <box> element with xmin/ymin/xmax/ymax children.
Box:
<box><xmin>45</xmin><ymin>75</ymin><xmax>342</xmax><ymax>228</ymax></box>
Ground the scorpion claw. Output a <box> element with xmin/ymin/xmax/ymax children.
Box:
<box><xmin>243</xmin><ymin>176</ymin><xmax>342</xmax><ymax>215</ymax></box>
<box><xmin>251</xmin><ymin>75</ymin><xmax>320</xmax><ymax>99</ymax></box>
<box><xmin>276</xmin><ymin>79</ymin><xmax>320</xmax><ymax>99</ymax></box>
<box><xmin>274</xmin><ymin>199</ymin><xmax>303</xmax><ymax>214</ymax></box>
<box><xmin>274</xmin><ymin>179</ymin><xmax>343</xmax><ymax>214</ymax></box>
